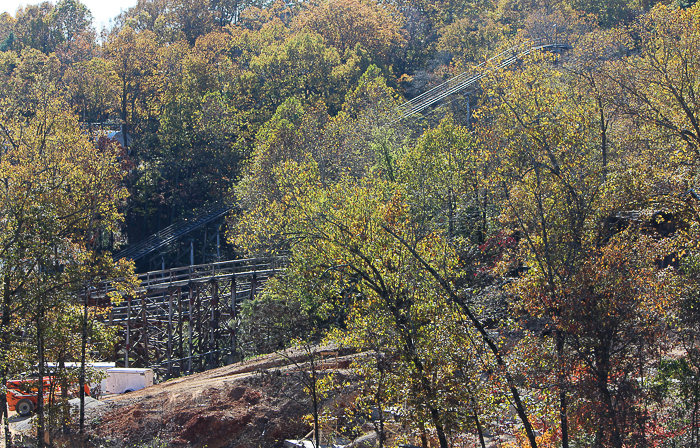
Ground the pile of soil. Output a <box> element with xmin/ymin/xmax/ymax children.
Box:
<box><xmin>60</xmin><ymin>348</ymin><xmax>358</xmax><ymax>448</ymax></box>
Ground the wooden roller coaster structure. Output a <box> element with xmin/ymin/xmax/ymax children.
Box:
<box><xmin>98</xmin><ymin>257</ymin><xmax>284</xmax><ymax>377</ymax></box>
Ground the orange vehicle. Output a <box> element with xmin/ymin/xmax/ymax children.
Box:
<box><xmin>6</xmin><ymin>376</ymin><xmax>53</xmax><ymax>417</ymax></box>
<box><xmin>6</xmin><ymin>376</ymin><xmax>90</xmax><ymax>417</ymax></box>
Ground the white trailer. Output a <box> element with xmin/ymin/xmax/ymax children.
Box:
<box><xmin>105</xmin><ymin>368</ymin><xmax>154</xmax><ymax>394</ymax></box>
<box><xmin>46</xmin><ymin>362</ymin><xmax>116</xmax><ymax>398</ymax></box>
<box><xmin>87</xmin><ymin>362</ymin><xmax>117</xmax><ymax>397</ymax></box>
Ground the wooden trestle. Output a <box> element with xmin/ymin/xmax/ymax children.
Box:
<box><xmin>100</xmin><ymin>258</ymin><xmax>284</xmax><ymax>378</ymax></box>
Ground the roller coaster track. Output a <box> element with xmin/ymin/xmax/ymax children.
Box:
<box><xmin>392</xmin><ymin>39</ymin><xmax>572</xmax><ymax>123</ymax></box>
<box><xmin>113</xmin><ymin>203</ymin><xmax>232</xmax><ymax>263</ymax></box>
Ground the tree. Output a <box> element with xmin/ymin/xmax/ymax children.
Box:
<box><xmin>566</xmin><ymin>0</ymin><xmax>635</xmax><ymax>27</ymax></box>
<box><xmin>11</xmin><ymin>2</ymin><xmax>60</xmax><ymax>53</ymax></box>
<box><xmin>233</xmin><ymin>159</ymin><xmax>541</xmax><ymax>448</ymax></box>
<box><xmin>319</xmin><ymin>64</ymin><xmax>405</xmax><ymax>178</ymax></box>
<box><xmin>474</xmin><ymin>31</ymin><xmax>690</xmax><ymax>445</ymax></box>
<box><xmin>63</xmin><ymin>57</ymin><xmax>120</xmax><ymax>124</ymax></box>
<box><xmin>0</xmin><ymin>12</ymin><xmax>15</xmax><ymax>50</ymax></box>
<box><xmin>211</xmin><ymin>0</ymin><xmax>255</xmax><ymax>26</ymax></box>
<box><xmin>236</xmin><ymin>97</ymin><xmax>329</xmax><ymax>212</ymax></box>
<box><xmin>437</xmin><ymin>14</ymin><xmax>508</xmax><ymax>67</ymax></box>
<box><xmin>397</xmin><ymin>115</ymin><xmax>487</xmax><ymax>243</ymax></box>
<box><xmin>250</xmin><ymin>31</ymin><xmax>342</xmax><ymax>111</ymax></box>
<box><xmin>295</xmin><ymin>0</ymin><xmax>405</xmax><ymax>69</ymax></box>
<box><xmin>476</xmin><ymin>48</ymin><xmax>612</xmax><ymax>447</ymax></box>
<box><xmin>605</xmin><ymin>4</ymin><xmax>700</xmax><ymax>156</ymax></box>
<box><xmin>52</xmin><ymin>0</ymin><xmax>93</xmax><ymax>43</ymax></box>
<box><xmin>235</xmin><ymin>164</ymin><xmax>455</xmax><ymax>448</ymax></box>
<box><xmin>155</xmin><ymin>35</ymin><xmax>248</xmax><ymax>219</ymax></box>
<box><xmin>104</xmin><ymin>25</ymin><xmax>159</xmax><ymax>148</ymax></box>
<box><xmin>0</xmin><ymin>50</ymin><xmax>134</xmax><ymax>446</ymax></box>
<box><xmin>152</xmin><ymin>0</ymin><xmax>216</xmax><ymax>44</ymax></box>
<box><xmin>9</xmin><ymin>0</ymin><xmax>94</xmax><ymax>54</ymax></box>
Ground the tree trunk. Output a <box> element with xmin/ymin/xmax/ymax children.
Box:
<box><xmin>595</xmin><ymin>342</ymin><xmax>622</xmax><ymax>448</ymax></box>
<box><xmin>374</xmin><ymin>362</ymin><xmax>387</xmax><ymax>448</ymax></box>
<box><xmin>429</xmin><ymin>406</ymin><xmax>449</xmax><ymax>448</ymax></box>
<box><xmin>2</xmin><ymin>275</ymin><xmax>13</xmax><ymax>448</ymax></box>
<box><xmin>419</xmin><ymin>421</ymin><xmax>428</xmax><ymax>448</ymax></box>
<box><xmin>59</xmin><ymin>357</ymin><xmax>69</xmax><ymax>435</ymax></box>
<box><xmin>557</xmin><ymin>331</ymin><xmax>569</xmax><ymax>448</ymax></box>
<box><xmin>470</xmin><ymin>395</ymin><xmax>486</xmax><ymax>448</ymax></box>
<box><xmin>80</xmin><ymin>287</ymin><xmax>89</xmax><ymax>433</ymax></box>
<box><xmin>392</xmin><ymin>302</ymin><xmax>449</xmax><ymax>448</ymax></box>
<box><xmin>308</xmin><ymin>349</ymin><xmax>320</xmax><ymax>448</ymax></box>
<box><xmin>37</xmin><ymin>304</ymin><xmax>46</xmax><ymax>448</ymax></box>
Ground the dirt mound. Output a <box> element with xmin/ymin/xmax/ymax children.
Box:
<box><xmin>69</xmin><ymin>348</ymin><xmax>357</xmax><ymax>448</ymax></box>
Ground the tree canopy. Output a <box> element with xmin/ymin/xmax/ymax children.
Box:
<box><xmin>2</xmin><ymin>0</ymin><xmax>700</xmax><ymax>445</ymax></box>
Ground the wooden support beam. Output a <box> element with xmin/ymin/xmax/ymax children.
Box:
<box><xmin>126</xmin><ymin>296</ymin><xmax>131</xmax><ymax>368</ymax></box>
<box><xmin>209</xmin><ymin>281</ymin><xmax>218</xmax><ymax>368</ymax></box>
<box><xmin>142</xmin><ymin>297</ymin><xmax>149</xmax><ymax>365</ymax></box>
<box><xmin>202</xmin><ymin>225</ymin><xmax>208</xmax><ymax>264</ymax></box>
<box><xmin>249</xmin><ymin>274</ymin><xmax>257</xmax><ymax>301</ymax></box>
<box><xmin>196</xmin><ymin>286</ymin><xmax>203</xmax><ymax>371</ymax></box>
<box><xmin>188</xmin><ymin>284</ymin><xmax>194</xmax><ymax>373</ymax></box>
<box><xmin>230</xmin><ymin>276</ymin><xmax>237</xmax><ymax>363</ymax></box>
<box><xmin>167</xmin><ymin>289</ymin><xmax>173</xmax><ymax>377</ymax></box>
<box><xmin>178</xmin><ymin>287</ymin><xmax>183</xmax><ymax>375</ymax></box>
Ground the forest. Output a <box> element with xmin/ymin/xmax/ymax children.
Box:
<box><xmin>1</xmin><ymin>0</ymin><xmax>700</xmax><ymax>446</ymax></box>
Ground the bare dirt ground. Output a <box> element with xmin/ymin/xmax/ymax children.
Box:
<box><xmin>2</xmin><ymin>347</ymin><xmax>521</xmax><ymax>448</ymax></box>
<box><xmin>45</xmin><ymin>347</ymin><xmax>358</xmax><ymax>448</ymax></box>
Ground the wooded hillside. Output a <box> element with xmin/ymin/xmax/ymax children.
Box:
<box><xmin>1</xmin><ymin>0</ymin><xmax>700</xmax><ymax>446</ymax></box>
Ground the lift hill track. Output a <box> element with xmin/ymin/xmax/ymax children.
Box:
<box><xmin>113</xmin><ymin>203</ymin><xmax>232</xmax><ymax>272</ymax></box>
<box><xmin>392</xmin><ymin>39</ymin><xmax>571</xmax><ymax>123</ymax></box>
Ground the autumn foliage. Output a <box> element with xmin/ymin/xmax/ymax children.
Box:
<box><xmin>2</xmin><ymin>0</ymin><xmax>700</xmax><ymax>446</ymax></box>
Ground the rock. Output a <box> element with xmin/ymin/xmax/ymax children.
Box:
<box><xmin>346</xmin><ymin>431</ymin><xmax>378</xmax><ymax>448</ymax></box>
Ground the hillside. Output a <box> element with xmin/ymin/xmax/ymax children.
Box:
<box><xmin>2</xmin><ymin>0</ymin><xmax>700</xmax><ymax>446</ymax></box>
<box><xmin>54</xmin><ymin>348</ymin><xmax>358</xmax><ymax>448</ymax></box>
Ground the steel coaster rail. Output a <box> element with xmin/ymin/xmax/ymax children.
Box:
<box><xmin>113</xmin><ymin>203</ymin><xmax>232</xmax><ymax>263</ymax></box>
<box><xmin>394</xmin><ymin>39</ymin><xmax>546</xmax><ymax>117</ymax></box>
<box><xmin>390</xmin><ymin>39</ymin><xmax>571</xmax><ymax>124</ymax></box>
